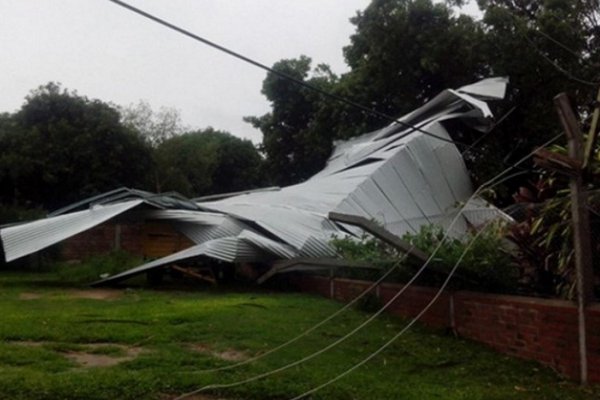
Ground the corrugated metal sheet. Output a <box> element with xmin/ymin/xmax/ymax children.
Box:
<box><xmin>91</xmin><ymin>231</ymin><xmax>294</xmax><ymax>285</ymax></box>
<box><xmin>3</xmin><ymin>77</ymin><xmax>512</xmax><ymax>284</ymax></box>
<box><xmin>1</xmin><ymin>200</ymin><xmax>143</xmax><ymax>262</ymax></box>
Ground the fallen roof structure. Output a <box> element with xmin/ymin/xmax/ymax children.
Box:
<box><xmin>0</xmin><ymin>77</ymin><xmax>510</xmax><ymax>285</ymax></box>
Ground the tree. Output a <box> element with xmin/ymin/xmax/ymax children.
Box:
<box><xmin>245</xmin><ymin>56</ymin><xmax>339</xmax><ymax>186</ymax></box>
<box><xmin>248</xmin><ymin>1</ymin><xmax>490</xmax><ymax>186</ymax></box>
<box><xmin>467</xmin><ymin>0</ymin><xmax>600</xmax><ymax>203</ymax></box>
<box><xmin>250</xmin><ymin>0</ymin><xmax>600</xmax><ymax>203</ymax></box>
<box><xmin>340</xmin><ymin>0</ymin><xmax>489</xmax><ymax>133</ymax></box>
<box><xmin>154</xmin><ymin>128</ymin><xmax>264</xmax><ymax>196</ymax></box>
<box><xmin>0</xmin><ymin>83</ymin><xmax>154</xmax><ymax>210</ymax></box>
<box><xmin>119</xmin><ymin>100</ymin><xmax>186</xmax><ymax>147</ymax></box>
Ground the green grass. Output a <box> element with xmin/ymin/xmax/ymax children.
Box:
<box><xmin>0</xmin><ymin>272</ymin><xmax>597</xmax><ymax>400</ymax></box>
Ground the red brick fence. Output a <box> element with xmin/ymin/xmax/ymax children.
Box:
<box><xmin>291</xmin><ymin>274</ymin><xmax>600</xmax><ymax>383</ymax></box>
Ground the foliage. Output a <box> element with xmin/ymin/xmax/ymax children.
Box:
<box><xmin>245</xmin><ymin>56</ymin><xmax>339</xmax><ymax>185</ymax></box>
<box><xmin>248</xmin><ymin>0</ymin><xmax>490</xmax><ymax>186</ymax></box>
<box><xmin>402</xmin><ymin>223</ymin><xmax>518</xmax><ymax>293</ymax></box>
<box><xmin>154</xmin><ymin>128</ymin><xmax>264</xmax><ymax>196</ymax></box>
<box><xmin>330</xmin><ymin>233</ymin><xmax>400</xmax><ymax>265</ymax></box>
<box><xmin>53</xmin><ymin>250</ymin><xmax>143</xmax><ymax>285</ymax></box>
<box><xmin>330</xmin><ymin>223</ymin><xmax>518</xmax><ymax>293</ymax></box>
<box><xmin>0</xmin><ymin>273</ymin><xmax>597</xmax><ymax>399</ymax></box>
<box><xmin>0</xmin><ymin>204</ymin><xmax>45</xmax><ymax>225</ymax></box>
<box><xmin>507</xmin><ymin>170</ymin><xmax>600</xmax><ymax>299</ymax></box>
<box><xmin>0</xmin><ymin>83</ymin><xmax>154</xmax><ymax>211</ymax></box>
<box><xmin>248</xmin><ymin>0</ymin><xmax>600</xmax><ymax>205</ymax></box>
<box><xmin>338</xmin><ymin>0</ymin><xmax>489</xmax><ymax>136</ymax></box>
<box><xmin>463</xmin><ymin>0</ymin><xmax>599</xmax><ymax>202</ymax></box>
<box><xmin>330</xmin><ymin>233</ymin><xmax>412</xmax><ymax>281</ymax></box>
<box><xmin>119</xmin><ymin>100</ymin><xmax>186</xmax><ymax>147</ymax></box>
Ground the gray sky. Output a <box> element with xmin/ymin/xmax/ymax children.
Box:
<box><xmin>0</xmin><ymin>0</ymin><xmax>374</xmax><ymax>143</ymax></box>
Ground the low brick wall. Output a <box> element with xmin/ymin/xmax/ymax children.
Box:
<box><xmin>292</xmin><ymin>274</ymin><xmax>600</xmax><ymax>382</ymax></box>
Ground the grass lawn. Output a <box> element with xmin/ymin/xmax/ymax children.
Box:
<box><xmin>0</xmin><ymin>272</ymin><xmax>597</xmax><ymax>400</ymax></box>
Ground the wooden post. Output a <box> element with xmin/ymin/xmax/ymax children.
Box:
<box><xmin>554</xmin><ymin>93</ymin><xmax>595</xmax><ymax>384</ymax></box>
<box><xmin>329</xmin><ymin>267</ymin><xmax>334</xmax><ymax>299</ymax></box>
<box><xmin>114</xmin><ymin>223</ymin><xmax>122</xmax><ymax>251</ymax></box>
<box><xmin>583</xmin><ymin>88</ymin><xmax>600</xmax><ymax>169</ymax></box>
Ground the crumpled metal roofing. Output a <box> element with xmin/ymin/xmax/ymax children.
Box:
<box><xmin>0</xmin><ymin>77</ymin><xmax>510</xmax><ymax>284</ymax></box>
<box><xmin>1</xmin><ymin>200</ymin><xmax>143</xmax><ymax>262</ymax></box>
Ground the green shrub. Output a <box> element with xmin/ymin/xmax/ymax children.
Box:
<box><xmin>401</xmin><ymin>223</ymin><xmax>518</xmax><ymax>293</ymax></box>
<box><xmin>330</xmin><ymin>223</ymin><xmax>519</xmax><ymax>294</ymax></box>
<box><xmin>53</xmin><ymin>250</ymin><xmax>143</xmax><ymax>284</ymax></box>
<box><xmin>330</xmin><ymin>233</ymin><xmax>399</xmax><ymax>264</ymax></box>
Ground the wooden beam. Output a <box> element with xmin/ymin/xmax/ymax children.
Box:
<box><xmin>170</xmin><ymin>265</ymin><xmax>216</xmax><ymax>285</ymax></box>
<box><xmin>328</xmin><ymin>212</ymin><xmax>429</xmax><ymax>262</ymax></box>
<box><xmin>257</xmin><ymin>257</ymin><xmax>377</xmax><ymax>284</ymax></box>
<box><xmin>533</xmin><ymin>147</ymin><xmax>580</xmax><ymax>176</ymax></box>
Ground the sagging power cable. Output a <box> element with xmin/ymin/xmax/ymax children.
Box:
<box><xmin>107</xmin><ymin>0</ymin><xmax>475</xmax><ymax>148</ymax></box>
<box><xmin>289</xmin><ymin>225</ymin><xmax>489</xmax><ymax>399</ymax></box>
<box><xmin>286</xmin><ymin>133</ymin><xmax>566</xmax><ymax>399</ymax></box>
<box><xmin>195</xmin><ymin>251</ymin><xmax>413</xmax><ymax>373</ymax></box>
<box><xmin>174</xmin><ymin>131</ymin><xmax>563</xmax><ymax>400</ymax></box>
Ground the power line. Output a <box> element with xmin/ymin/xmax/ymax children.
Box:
<box><xmin>289</xmin><ymin>225</ymin><xmax>488</xmax><ymax>400</ymax></box>
<box><xmin>104</xmin><ymin>1</ymin><xmax>574</xmax><ymax>395</ymax></box>
<box><xmin>106</xmin><ymin>0</ymin><xmax>471</xmax><ymax>147</ymax></box>
<box><xmin>174</xmin><ymin>131</ymin><xmax>563</xmax><ymax>399</ymax></box>
<box><xmin>504</xmin><ymin>10</ymin><xmax>599</xmax><ymax>87</ymax></box>
<box><xmin>174</xmin><ymin>195</ymin><xmax>477</xmax><ymax>399</ymax></box>
<box><xmin>285</xmin><ymin>133</ymin><xmax>565</xmax><ymax>399</ymax></box>
<box><xmin>521</xmin><ymin>32</ymin><xmax>598</xmax><ymax>87</ymax></box>
<box><xmin>534</xmin><ymin>28</ymin><xmax>586</xmax><ymax>60</ymax></box>
<box><xmin>193</xmin><ymin>255</ymin><xmax>410</xmax><ymax>374</ymax></box>
<box><xmin>461</xmin><ymin>106</ymin><xmax>516</xmax><ymax>157</ymax></box>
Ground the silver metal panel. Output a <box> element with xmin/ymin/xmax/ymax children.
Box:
<box><xmin>0</xmin><ymin>200</ymin><xmax>143</xmax><ymax>262</ymax></box>
<box><xmin>4</xmin><ymin>78</ymin><xmax>512</xmax><ymax>285</ymax></box>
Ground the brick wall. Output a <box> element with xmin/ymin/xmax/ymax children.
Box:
<box><xmin>292</xmin><ymin>274</ymin><xmax>600</xmax><ymax>382</ymax></box>
<box><xmin>61</xmin><ymin>222</ymin><xmax>145</xmax><ymax>260</ymax></box>
<box><xmin>60</xmin><ymin>221</ymin><xmax>193</xmax><ymax>261</ymax></box>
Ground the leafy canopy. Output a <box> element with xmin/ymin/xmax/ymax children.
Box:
<box><xmin>0</xmin><ymin>83</ymin><xmax>153</xmax><ymax>210</ymax></box>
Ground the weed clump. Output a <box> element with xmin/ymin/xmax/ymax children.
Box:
<box><xmin>53</xmin><ymin>251</ymin><xmax>142</xmax><ymax>284</ymax></box>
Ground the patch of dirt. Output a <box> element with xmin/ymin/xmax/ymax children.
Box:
<box><xmin>65</xmin><ymin>289</ymin><xmax>123</xmax><ymax>300</ymax></box>
<box><xmin>187</xmin><ymin>343</ymin><xmax>248</xmax><ymax>362</ymax></box>
<box><xmin>19</xmin><ymin>292</ymin><xmax>42</xmax><ymax>300</ymax></box>
<box><xmin>217</xmin><ymin>349</ymin><xmax>247</xmax><ymax>362</ymax></box>
<box><xmin>64</xmin><ymin>344</ymin><xmax>144</xmax><ymax>368</ymax></box>
<box><xmin>9</xmin><ymin>341</ymin><xmax>145</xmax><ymax>368</ymax></box>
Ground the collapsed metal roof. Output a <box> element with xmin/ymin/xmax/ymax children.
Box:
<box><xmin>0</xmin><ymin>77</ymin><xmax>510</xmax><ymax>284</ymax></box>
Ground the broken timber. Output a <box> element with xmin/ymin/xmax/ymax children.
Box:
<box><xmin>328</xmin><ymin>212</ymin><xmax>429</xmax><ymax>262</ymax></box>
<box><xmin>257</xmin><ymin>258</ymin><xmax>377</xmax><ymax>284</ymax></box>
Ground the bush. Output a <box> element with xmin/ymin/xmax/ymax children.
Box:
<box><xmin>330</xmin><ymin>223</ymin><xmax>519</xmax><ymax>294</ymax></box>
<box><xmin>401</xmin><ymin>223</ymin><xmax>518</xmax><ymax>293</ymax></box>
<box><xmin>330</xmin><ymin>233</ymin><xmax>399</xmax><ymax>264</ymax></box>
<box><xmin>53</xmin><ymin>250</ymin><xmax>143</xmax><ymax>284</ymax></box>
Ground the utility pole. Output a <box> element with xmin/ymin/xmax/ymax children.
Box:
<box><xmin>554</xmin><ymin>93</ymin><xmax>595</xmax><ymax>384</ymax></box>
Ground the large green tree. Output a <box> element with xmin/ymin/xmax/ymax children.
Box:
<box><xmin>339</xmin><ymin>0</ymin><xmax>489</xmax><ymax>135</ymax></box>
<box><xmin>250</xmin><ymin>0</ymin><xmax>600</xmax><ymax>203</ymax></box>
<box><xmin>245</xmin><ymin>56</ymin><xmax>338</xmax><ymax>186</ymax></box>
<box><xmin>465</xmin><ymin>0</ymin><xmax>600</xmax><ymax>201</ymax></box>
<box><xmin>249</xmin><ymin>0</ymin><xmax>490</xmax><ymax>186</ymax></box>
<box><xmin>154</xmin><ymin>128</ymin><xmax>264</xmax><ymax>197</ymax></box>
<box><xmin>0</xmin><ymin>83</ymin><xmax>154</xmax><ymax>210</ymax></box>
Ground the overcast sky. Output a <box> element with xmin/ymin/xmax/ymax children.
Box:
<box><xmin>0</xmin><ymin>0</ymin><xmax>381</xmax><ymax>143</ymax></box>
